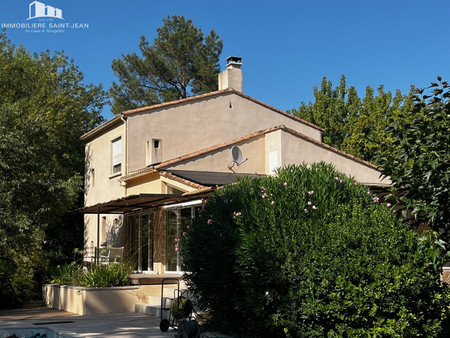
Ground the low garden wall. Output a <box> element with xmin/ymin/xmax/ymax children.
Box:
<box><xmin>42</xmin><ymin>284</ymin><xmax>161</xmax><ymax>315</ymax></box>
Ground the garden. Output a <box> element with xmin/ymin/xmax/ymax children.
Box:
<box><xmin>181</xmin><ymin>163</ymin><xmax>450</xmax><ymax>337</ymax></box>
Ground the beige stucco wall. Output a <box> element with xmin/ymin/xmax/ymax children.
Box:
<box><xmin>126</xmin><ymin>92</ymin><xmax>322</xmax><ymax>173</ymax></box>
<box><xmin>280</xmin><ymin>131</ymin><xmax>390</xmax><ymax>186</ymax></box>
<box><xmin>83</xmin><ymin>122</ymin><xmax>126</xmax><ymax>260</ymax></box>
<box><xmin>166</xmin><ymin>136</ymin><xmax>266</xmax><ymax>174</ymax></box>
<box><xmin>84</xmin><ymin>123</ymin><xmax>126</xmax><ymax>206</ymax></box>
<box><xmin>43</xmin><ymin>284</ymin><xmax>162</xmax><ymax>315</ymax></box>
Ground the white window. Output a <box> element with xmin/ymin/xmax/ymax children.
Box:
<box><xmin>112</xmin><ymin>138</ymin><xmax>122</xmax><ymax>174</ymax></box>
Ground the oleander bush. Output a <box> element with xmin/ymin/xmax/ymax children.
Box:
<box><xmin>181</xmin><ymin>163</ymin><xmax>450</xmax><ymax>337</ymax></box>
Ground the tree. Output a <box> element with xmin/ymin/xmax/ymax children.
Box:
<box><xmin>290</xmin><ymin>75</ymin><xmax>361</xmax><ymax>150</ymax></box>
<box><xmin>379</xmin><ymin>77</ymin><xmax>450</xmax><ymax>239</ymax></box>
<box><xmin>0</xmin><ymin>32</ymin><xmax>104</xmax><ymax>307</ymax></box>
<box><xmin>109</xmin><ymin>15</ymin><xmax>223</xmax><ymax>113</ymax></box>
<box><xmin>290</xmin><ymin>75</ymin><xmax>412</xmax><ymax>165</ymax></box>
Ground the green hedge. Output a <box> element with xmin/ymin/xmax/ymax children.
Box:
<box><xmin>181</xmin><ymin>163</ymin><xmax>449</xmax><ymax>337</ymax></box>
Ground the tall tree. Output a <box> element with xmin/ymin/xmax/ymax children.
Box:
<box><xmin>379</xmin><ymin>77</ymin><xmax>450</xmax><ymax>238</ymax></box>
<box><xmin>290</xmin><ymin>75</ymin><xmax>361</xmax><ymax>150</ymax></box>
<box><xmin>291</xmin><ymin>75</ymin><xmax>411</xmax><ymax>165</ymax></box>
<box><xmin>109</xmin><ymin>15</ymin><xmax>223</xmax><ymax>114</ymax></box>
<box><xmin>0</xmin><ymin>32</ymin><xmax>104</xmax><ymax>307</ymax></box>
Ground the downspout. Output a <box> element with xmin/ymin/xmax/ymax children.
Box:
<box><xmin>120</xmin><ymin>114</ymin><xmax>128</xmax><ymax>196</ymax></box>
<box><xmin>96</xmin><ymin>210</ymin><xmax>100</xmax><ymax>265</ymax></box>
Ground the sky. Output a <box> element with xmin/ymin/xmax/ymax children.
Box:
<box><xmin>1</xmin><ymin>0</ymin><xmax>449</xmax><ymax>120</ymax></box>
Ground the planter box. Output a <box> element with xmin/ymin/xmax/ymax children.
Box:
<box><xmin>42</xmin><ymin>284</ymin><xmax>162</xmax><ymax>315</ymax></box>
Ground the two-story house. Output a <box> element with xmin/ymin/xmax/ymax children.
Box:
<box><xmin>81</xmin><ymin>57</ymin><xmax>389</xmax><ymax>276</ymax></box>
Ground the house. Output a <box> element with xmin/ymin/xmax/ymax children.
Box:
<box><xmin>81</xmin><ymin>57</ymin><xmax>390</xmax><ymax>276</ymax></box>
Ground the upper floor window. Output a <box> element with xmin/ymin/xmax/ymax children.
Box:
<box><xmin>112</xmin><ymin>137</ymin><xmax>122</xmax><ymax>174</ymax></box>
<box><xmin>146</xmin><ymin>138</ymin><xmax>162</xmax><ymax>166</ymax></box>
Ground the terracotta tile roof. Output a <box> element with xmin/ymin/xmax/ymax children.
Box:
<box><xmin>159</xmin><ymin>171</ymin><xmax>206</xmax><ymax>190</ymax></box>
<box><xmin>166</xmin><ymin>170</ymin><xmax>266</xmax><ymax>187</ymax></box>
<box><xmin>121</xmin><ymin>88</ymin><xmax>325</xmax><ymax>132</ymax></box>
<box><xmin>122</xmin><ymin>124</ymin><xmax>380</xmax><ymax>183</ymax></box>
<box><xmin>154</xmin><ymin>126</ymin><xmax>279</xmax><ymax>170</ymax></box>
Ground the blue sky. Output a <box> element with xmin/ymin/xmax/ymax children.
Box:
<box><xmin>1</xmin><ymin>0</ymin><xmax>449</xmax><ymax>120</ymax></box>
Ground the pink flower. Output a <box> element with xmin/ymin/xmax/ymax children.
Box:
<box><xmin>175</xmin><ymin>244</ymin><xmax>179</xmax><ymax>252</ymax></box>
<box><xmin>312</xmin><ymin>205</ymin><xmax>317</xmax><ymax>210</ymax></box>
<box><xmin>373</xmin><ymin>196</ymin><xmax>380</xmax><ymax>203</ymax></box>
<box><xmin>304</xmin><ymin>209</ymin><xmax>308</xmax><ymax>213</ymax></box>
<box><xmin>260</xmin><ymin>186</ymin><xmax>266</xmax><ymax>192</ymax></box>
<box><xmin>234</xmin><ymin>211</ymin><xmax>242</xmax><ymax>216</ymax></box>
<box><xmin>386</xmin><ymin>203</ymin><xmax>392</xmax><ymax>207</ymax></box>
<box><xmin>182</xmin><ymin>232</ymin><xmax>187</xmax><ymax>236</ymax></box>
<box><xmin>271</xmin><ymin>201</ymin><xmax>275</xmax><ymax>206</ymax></box>
<box><xmin>339</xmin><ymin>179</ymin><xmax>343</xmax><ymax>183</ymax></box>
<box><xmin>262</xmin><ymin>193</ymin><xmax>268</xmax><ymax>199</ymax></box>
<box><xmin>354</xmin><ymin>182</ymin><xmax>358</xmax><ymax>186</ymax></box>
<box><xmin>283</xmin><ymin>182</ymin><xmax>288</xmax><ymax>186</ymax></box>
<box><xmin>307</xmin><ymin>201</ymin><xmax>312</xmax><ymax>206</ymax></box>
<box><xmin>207</xmin><ymin>219</ymin><xmax>213</xmax><ymax>225</ymax></box>
<box><xmin>308</xmin><ymin>190</ymin><xmax>314</xmax><ymax>195</ymax></box>
<box><xmin>335</xmin><ymin>176</ymin><xmax>339</xmax><ymax>181</ymax></box>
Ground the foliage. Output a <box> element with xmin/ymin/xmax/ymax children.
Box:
<box><xmin>0</xmin><ymin>31</ymin><xmax>105</xmax><ymax>307</ymax></box>
<box><xmin>181</xmin><ymin>163</ymin><xmax>449</xmax><ymax>337</ymax></box>
<box><xmin>109</xmin><ymin>15</ymin><xmax>223</xmax><ymax>113</ymax></box>
<box><xmin>379</xmin><ymin>77</ymin><xmax>450</xmax><ymax>239</ymax></box>
<box><xmin>49</xmin><ymin>262</ymin><xmax>84</xmax><ymax>285</ymax></box>
<box><xmin>290</xmin><ymin>75</ymin><xmax>413</xmax><ymax>164</ymax></box>
<box><xmin>79</xmin><ymin>264</ymin><xmax>132</xmax><ymax>288</ymax></box>
<box><xmin>49</xmin><ymin>262</ymin><xmax>132</xmax><ymax>288</ymax></box>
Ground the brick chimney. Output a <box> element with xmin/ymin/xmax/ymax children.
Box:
<box><xmin>218</xmin><ymin>56</ymin><xmax>243</xmax><ymax>92</ymax></box>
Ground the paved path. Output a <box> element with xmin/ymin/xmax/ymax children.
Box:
<box><xmin>0</xmin><ymin>306</ymin><xmax>176</xmax><ymax>337</ymax></box>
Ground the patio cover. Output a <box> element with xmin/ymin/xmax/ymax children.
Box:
<box><xmin>78</xmin><ymin>193</ymin><xmax>205</xmax><ymax>214</ymax></box>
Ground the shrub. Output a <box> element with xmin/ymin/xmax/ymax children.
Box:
<box><xmin>50</xmin><ymin>261</ymin><xmax>83</xmax><ymax>285</ymax></box>
<box><xmin>49</xmin><ymin>262</ymin><xmax>132</xmax><ymax>288</ymax></box>
<box><xmin>181</xmin><ymin>163</ymin><xmax>450</xmax><ymax>337</ymax></box>
<box><xmin>79</xmin><ymin>263</ymin><xmax>132</xmax><ymax>288</ymax></box>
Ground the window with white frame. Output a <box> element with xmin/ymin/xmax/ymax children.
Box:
<box><xmin>112</xmin><ymin>137</ymin><xmax>122</xmax><ymax>174</ymax></box>
<box><xmin>165</xmin><ymin>202</ymin><xmax>202</xmax><ymax>272</ymax></box>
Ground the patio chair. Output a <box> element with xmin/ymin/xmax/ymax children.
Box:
<box><xmin>109</xmin><ymin>246</ymin><xmax>124</xmax><ymax>264</ymax></box>
<box><xmin>98</xmin><ymin>247</ymin><xmax>110</xmax><ymax>265</ymax></box>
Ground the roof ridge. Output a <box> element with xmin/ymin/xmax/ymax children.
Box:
<box><xmin>123</xmin><ymin>124</ymin><xmax>379</xmax><ymax>181</ymax></box>
<box><xmin>121</xmin><ymin>89</ymin><xmax>324</xmax><ymax>132</ymax></box>
<box><xmin>155</xmin><ymin>125</ymin><xmax>283</xmax><ymax>170</ymax></box>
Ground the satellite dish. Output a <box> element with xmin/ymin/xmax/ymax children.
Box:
<box><xmin>231</xmin><ymin>146</ymin><xmax>244</xmax><ymax>165</ymax></box>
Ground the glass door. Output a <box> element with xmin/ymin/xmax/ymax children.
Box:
<box><xmin>165</xmin><ymin>206</ymin><xmax>202</xmax><ymax>272</ymax></box>
<box><xmin>129</xmin><ymin>212</ymin><xmax>154</xmax><ymax>272</ymax></box>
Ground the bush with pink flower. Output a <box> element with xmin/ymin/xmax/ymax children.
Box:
<box><xmin>181</xmin><ymin>163</ymin><xmax>449</xmax><ymax>337</ymax></box>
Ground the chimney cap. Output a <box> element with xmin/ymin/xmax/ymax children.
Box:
<box><xmin>226</xmin><ymin>56</ymin><xmax>242</xmax><ymax>68</ymax></box>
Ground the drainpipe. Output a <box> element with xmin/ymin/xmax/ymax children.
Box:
<box><xmin>120</xmin><ymin>114</ymin><xmax>128</xmax><ymax>196</ymax></box>
<box><xmin>96</xmin><ymin>210</ymin><xmax>100</xmax><ymax>265</ymax></box>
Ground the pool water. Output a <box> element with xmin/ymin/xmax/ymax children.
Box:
<box><xmin>0</xmin><ymin>327</ymin><xmax>58</xmax><ymax>338</ymax></box>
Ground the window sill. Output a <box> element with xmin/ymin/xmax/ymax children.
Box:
<box><xmin>109</xmin><ymin>172</ymin><xmax>122</xmax><ymax>179</ymax></box>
